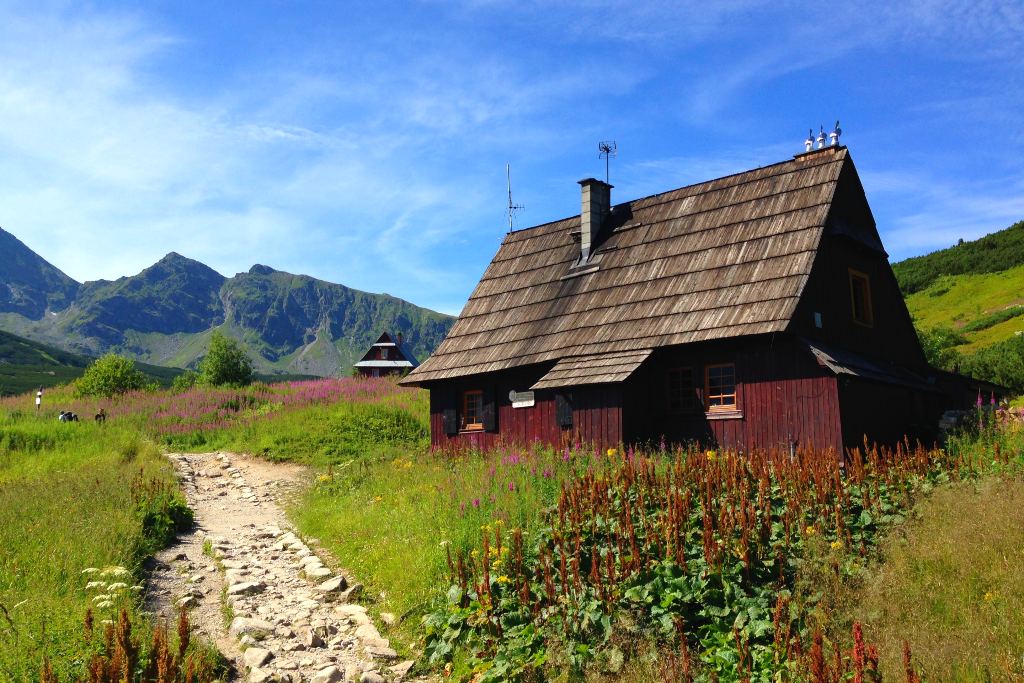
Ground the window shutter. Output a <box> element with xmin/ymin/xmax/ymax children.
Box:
<box><xmin>482</xmin><ymin>386</ymin><xmax>497</xmax><ymax>431</ymax></box>
<box><xmin>555</xmin><ymin>391</ymin><xmax>573</xmax><ymax>426</ymax></box>
<box><xmin>442</xmin><ymin>388</ymin><xmax>458</xmax><ymax>435</ymax></box>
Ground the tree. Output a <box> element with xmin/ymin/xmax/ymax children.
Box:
<box><xmin>75</xmin><ymin>354</ymin><xmax>150</xmax><ymax>397</ymax></box>
<box><xmin>200</xmin><ymin>331</ymin><xmax>254</xmax><ymax>387</ymax></box>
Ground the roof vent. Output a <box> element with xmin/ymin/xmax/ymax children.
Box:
<box><xmin>804</xmin><ymin>129</ymin><xmax>814</xmax><ymax>152</ymax></box>
<box><xmin>816</xmin><ymin>125</ymin><xmax>827</xmax><ymax>149</ymax></box>
<box><xmin>829</xmin><ymin>120</ymin><xmax>842</xmax><ymax>146</ymax></box>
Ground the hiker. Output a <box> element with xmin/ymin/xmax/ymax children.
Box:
<box><xmin>95</xmin><ymin>408</ymin><xmax>106</xmax><ymax>423</ymax></box>
<box><xmin>58</xmin><ymin>410</ymin><xmax>68</xmax><ymax>422</ymax></box>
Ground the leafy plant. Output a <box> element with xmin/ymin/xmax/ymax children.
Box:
<box><xmin>75</xmin><ymin>354</ymin><xmax>152</xmax><ymax>398</ymax></box>
<box><xmin>171</xmin><ymin>370</ymin><xmax>200</xmax><ymax>393</ymax></box>
<box><xmin>199</xmin><ymin>331</ymin><xmax>254</xmax><ymax>387</ymax></box>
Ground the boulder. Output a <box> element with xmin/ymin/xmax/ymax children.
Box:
<box><xmin>344</xmin><ymin>664</ymin><xmax>362</xmax><ymax>682</ymax></box>
<box><xmin>229</xmin><ymin>617</ymin><xmax>276</xmax><ymax>637</ymax></box>
<box><xmin>247</xmin><ymin>667</ymin><xmax>273</xmax><ymax>683</ymax></box>
<box><xmin>354</xmin><ymin>624</ymin><xmax>382</xmax><ymax>642</ymax></box>
<box><xmin>243</xmin><ymin>648</ymin><xmax>273</xmax><ymax>669</ymax></box>
<box><xmin>310</xmin><ymin>667</ymin><xmax>344</xmax><ymax>683</ymax></box>
<box><xmin>359</xmin><ymin>673</ymin><xmax>385</xmax><ymax>683</ymax></box>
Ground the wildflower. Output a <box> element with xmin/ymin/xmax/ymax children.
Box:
<box><xmin>806</xmin><ymin>526</ymin><xmax>816</xmax><ymax>536</ymax></box>
<box><xmin>707</xmin><ymin>451</ymin><xmax>716</xmax><ymax>461</ymax></box>
<box><xmin>81</xmin><ymin>568</ymin><xmax>99</xmax><ymax>574</ymax></box>
<box><xmin>129</xmin><ymin>586</ymin><xmax>143</xmax><ymax>591</ymax></box>
<box><xmin>984</xmin><ymin>591</ymin><xmax>994</xmax><ymax>601</ymax></box>
<box><xmin>607</xmin><ymin>448</ymin><xmax>617</xmax><ymax>457</ymax></box>
<box><xmin>92</xmin><ymin>594</ymin><xmax>114</xmax><ymax>602</ymax></box>
<box><xmin>495</xmin><ymin>576</ymin><xmax>511</xmax><ymax>584</ymax></box>
<box><xmin>459</xmin><ymin>504</ymin><xmax>466</xmax><ymax>511</ymax></box>
<box><xmin>107</xmin><ymin>583</ymin><xmax>128</xmax><ymax>592</ymax></box>
<box><xmin>473</xmin><ymin>498</ymin><xmax>480</xmax><ymax>508</ymax></box>
<box><xmin>471</xmin><ymin>550</ymin><xmax>480</xmax><ymax>557</ymax></box>
<box><xmin>831</xmin><ymin>541</ymin><xmax>842</xmax><ymax>550</ymax></box>
<box><xmin>95</xmin><ymin>601</ymin><xmax>114</xmax><ymax>609</ymax></box>
<box><xmin>100</xmin><ymin>567</ymin><xmax>130</xmax><ymax>578</ymax></box>
<box><xmin>374</xmin><ymin>496</ymin><xmax>383</xmax><ymax>502</ymax></box>
<box><xmin>543</xmin><ymin>470</ymin><xmax>552</xmax><ymax>478</ymax></box>
<box><xmin>85</xmin><ymin>581</ymin><xmax>107</xmax><ymax>590</ymax></box>
<box><xmin>508</xmin><ymin>482</ymin><xmax>515</xmax><ymax>491</ymax></box>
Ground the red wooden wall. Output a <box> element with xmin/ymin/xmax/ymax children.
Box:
<box><xmin>427</xmin><ymin>367</ymin><xmax>622</xmax><ymax>450</ymax></box>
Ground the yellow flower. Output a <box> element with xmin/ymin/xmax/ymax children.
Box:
<box><xmin>830</xmin><ymin>541</ymin><xmax>842</xmax><ymax>550</ymax></box>
<box><xmin>375</xmin><ymin>496</ymin><xmax>383</xmax><ymax>502</ymax></box>
<box><xmin>607</xmin><ymin>448</ymin><xmax>617</xmax><ymax>456</ymax></box>
<box><xmin>471</xmin><ymin>550</ymin><xmax>480</xmax><ymax>557</ymax></box>
<box><xmin>404</xmin><ymin>462</ymin><xmax>412</xmax><ymax>468</ymax></box>
<box><xmin>806</xmin><ymin>526</ymin><xmax>816</xmax><ymax>536</ymax></box>
<box><xmin>496</xmin><ymin>576</ymin><xmax>511</xmax><ymax>584</ymax></box>
<box><xmin>706</xmin><ymin>451</ymin><xmax>716</xmax><ymax>461</ymax></box>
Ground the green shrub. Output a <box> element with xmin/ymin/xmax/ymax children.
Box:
<box><xmin>915</xmin><ymin>324</ymin><xmax>967</xmax><ymax>369</ymax></box>
<box><xmin>75</xmin><ymin>354</ymin><xmax>151</xmax><ymax>397</ymax></box>
<box><xmin>171</xmin><ymin>369</ymin><xmax>201</xmax><ymax>393</ymax></box>
<box><xmin>200</xmin><ymin>331</ymin><xmax>254</xmax><ymax>387</ymax></box>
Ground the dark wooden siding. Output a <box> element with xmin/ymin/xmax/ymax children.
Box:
<box><xmin>623</xmin><ymin>336</ymin><xmax>844</xmax><ymax>456</ymax></box>
<box><xmin>427</xmin><ymin>367</ymin><xmax>622</xmax><ymax>450</ymax></box>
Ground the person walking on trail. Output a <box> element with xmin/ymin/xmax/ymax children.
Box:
<box><xmin>36</xmin><ymin>386</ymin><xmax>43</xmax><ymax>416</ymax></box>
<box><xmin>95</xmin><ymin>408</ymin><xmax>106</xmax><ymax>423</ymax></box>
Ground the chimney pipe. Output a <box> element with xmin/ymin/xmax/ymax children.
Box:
<box><xmin>578</xmin><ymin>178</ymin><xmax>612</xmax><ymax>261</ymax></box>
<box><xmin>397</xmin><ymin>332</ymin><xmax>402</xmax><ymax>346</ymax></box>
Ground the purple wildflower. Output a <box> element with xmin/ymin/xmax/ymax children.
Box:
<box><xmin>473</xmin><ymin>498</ymin><xmax>480</xmax><ymax>507</ymax></box>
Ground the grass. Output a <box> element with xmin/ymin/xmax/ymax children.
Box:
<box><xmin>0</xmin><ymin>412</ymin><xmax>216</xmax><ymax>682</ymax></box>
<box><xmin>852</xmin><ymin>476</ymin><xmax>1024</xmax><ymax>681</ymax></box>
<box><xmin>905</xmin><ymin>264</ymin><xmax>1024</xmax><ymax>353</ymax></box>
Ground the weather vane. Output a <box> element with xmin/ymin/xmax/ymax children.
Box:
<box><xmin>598</xmin><ymin>141</ymin><xmax>617</xmax><ymax>184</ymax></box>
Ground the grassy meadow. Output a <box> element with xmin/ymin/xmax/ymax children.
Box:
<box><xmin>5</xmin><ymin>375</ymin><xmax>1024</xmax><ymax>681</ymax></box>
<box><xmin>0</xmin><ymin>415</ymin><xmax>220</xmax><ymax>682</ymax></box>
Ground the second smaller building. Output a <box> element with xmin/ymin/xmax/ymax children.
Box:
<box><xmin>353</xmin><ymin>332</ymin><xmax>419</xmax><ymax>377</ymax></box>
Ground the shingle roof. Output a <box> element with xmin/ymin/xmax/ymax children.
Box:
<box><xmin>403</xmin><ymin>146</ymin><xmax>849</xmax><ymax>386</ymax></box>
<box><xmin>531</xmin><ymin>349</ymin><xmax>653</xmax><ymax>390</ymax></box>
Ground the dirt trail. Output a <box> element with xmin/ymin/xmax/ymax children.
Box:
<box><xmin>146</xmin><ymin>451</ymin><xmax>420</xmax><ymax>683</ymax></box>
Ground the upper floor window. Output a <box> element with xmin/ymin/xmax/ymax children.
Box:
<box><xmin>849</xmin><ymin>269</ymin><xmax>873</xmax><ymax>327</ymax></box>
<box><xmin>463</xmin><ymin>390</ymin><xmax>484</xmax><ymax>430</ymax></box>
<box><xmin>381</xmin><ymin>348</ymin><xmax>389</xmax><ymax>359</ymax></box>
<box><xmin>667</xmin><ymin>367</ymin><xmax>695</xmax><ymax>412</ymax></box>
<box><xmin>706</xmin><ymin>364</ymin><xmax>736</xmax><ymax>411</ymax></box>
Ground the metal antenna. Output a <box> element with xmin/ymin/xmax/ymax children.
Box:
<box><xmin>506</xmin><ymin>164</ymin><xmax>524</xmax><ymax>233</ymax></box>
<box><xmin>598</xmin><ymin>141</ymin><xmax>617</xmax><ymax>184</ymax></box>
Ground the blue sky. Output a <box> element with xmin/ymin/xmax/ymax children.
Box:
<box><xmin>0</xmin><ymin>1</ymin><xmax>1021</xmax><ymax>315</ymax></box>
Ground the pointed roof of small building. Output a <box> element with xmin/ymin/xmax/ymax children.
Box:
<box><xmin>353</xmin><ymin>332</ymin><xmax>420</xmax><ymax>370</ymax></box>
<box><xmin>403</xmin><ymin>146</ymin><xmax>874</xmax><ymax>386</ymax></box>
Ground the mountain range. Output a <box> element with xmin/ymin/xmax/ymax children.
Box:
<box><xmin>0</xmin><ymin>227</ymin><xmax>455</xmax><ymax>376</ymax></box>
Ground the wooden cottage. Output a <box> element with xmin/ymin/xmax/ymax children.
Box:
<box><xmin>400</xmin><ymin>146</ymin><xmax>954</xmax><ymax>454</ymax></box>
<box><xmin>353</xmin><ymin>332</ymin><xmax>419</xmax><ymax>377</ymax></box>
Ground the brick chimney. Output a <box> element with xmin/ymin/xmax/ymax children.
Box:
<box><xmin>578</xmin><ymin>178</ymin><xmax>612</xmax><ymax>261</ymax></box>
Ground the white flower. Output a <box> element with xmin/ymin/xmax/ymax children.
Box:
<box><xmin>100</xmin><ymin>620</ymin><xmax>113</xmax><ymax>625</ymax></box>
<box><xmin>100</xmin><ymin>567</ymin><xmax>130</xmax><ymax>578</ymax></box>
<box><xmin>92</xmin><ymin>594</ymin><xmax>114</xmax><ymax>602</ymax></box>
<box><xmin>82</xmin><ymin>568</ymin><xmax>99</xmax><ymax>574</ymax></box>
<box><xmin>95</xmin><ymin>601</ymin><xmax>114</xmax><ymax>609</ymax></box>
<box><xmin>85</xmin><ymin>581</ymin><xmax>107</xmax><ymax>590</ymax></box>
<box><xmin>129</xmin><ymin>585</ymin><xmax>144</xmax><ymax>591</ymax></box>
<box><xmin>107</xmin><ymin>583</ymin><xmax>129</xmax><ymax>592</ymax></box>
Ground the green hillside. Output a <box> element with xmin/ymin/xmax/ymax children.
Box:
<box><xmin>0</xmin><ymin>329</ymin><xmax>185</xmax><ymax>397</ymax></box>
<box><xmin>895</xmin><ymin>220</ymin><xmax>1024</xmax><ymax>392</ymax></box>
<box><xmin>0</xmin><ymin>227</ymin><xmax>80</xmax><ymax>319</ymax></box>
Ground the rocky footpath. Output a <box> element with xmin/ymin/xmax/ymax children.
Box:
<box><xmin>148</xmin><ymin>452</ymin><xmax>423</xmax><ymax>683</ymax></box>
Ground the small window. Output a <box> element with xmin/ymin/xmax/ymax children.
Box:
<box><xmin>372</xmin><ymin>369</ymin><xmax>379</xmax><ymax>377</ymax></box>
<box><xmin>706</xmin><ymin>364</ymin><xmax>736</xmax><ymax>411</ymax></box>
<box><xmin>463</xmin><ymin>390</ymin><xmax>483</xmax><ymax>430</ymax></box>
<box><xmin>667</xmin><ymin>367</ymin><xmax>694</xmax><ymax>412</ymax></box>
<box><xmin>849</xmin><ymin>269</ymin><xmax>873</xmax><ymax>327</ymax></box>
<box><xmin>381</xmin><ymin>348</ymin><xmax>388</xmax><ymax>359</ymax></box>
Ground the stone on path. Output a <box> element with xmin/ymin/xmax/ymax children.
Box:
<box><xmin>364</xmin><ymin>646</ymin><xmax>399</xmax><ymax>661</ymax></box>
<box><xmin>302</xmin><ymin>628</ymin><xmax>324</xmax><ymax>649</ymax></box>
<box><xmin>243</xmin><ymin>647</ymin><xmax>273</xmax><ymax>668</ymax></box>
<box><xmin>338</xmin><ymin>583</ymin><xmax>363</xmax><ymax>603</ymax></box>
<box><xmin>389</xmin><ymin>661</ymin><xmax>414</xmax><ymax>678</ymax></box>
<box><xmin>248</xmin><ymin>667</ymin><xmax>273</xmax><ymax>683</ymax></box>
<box><xmin>354</xmin><ymin>624</ymin><xmax>382</xmax><ymax>642</ymax></box>
<box><xmin>315</xmin><ymin>576</ymin><xmax>347</xmax><ymax>594</ymax></box>
<box><xmin>229</xmin><ymin>617</ymin><xmax>276</xmax><ymax>637</ymax></box>
<box><xmin>359</xmin><ymin>673</ymin><xmax>385</xmax><ymax>683</ymax></box>
<box><xmin>308</xmin><ymin>567</ymin><xmax>332</xmax><ymax>578</ymax></box>
<box><xmin>227</xmin><ymin>581</ymin><xmax>266</xmax><ymax>596</ymax></box>
<box><xmin>310</xmin><ymin>666</ymin><xmax>344</xmax><ymax>683</ymax></box>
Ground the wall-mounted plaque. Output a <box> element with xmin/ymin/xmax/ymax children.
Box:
<box><xmin>509</xmin><ymin>390</ymin><xmax>535</xmax><ymax>408</ymax></box>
